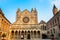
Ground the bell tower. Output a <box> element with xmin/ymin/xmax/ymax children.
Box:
<box><xmin>31</xmin><ymin>8</ymin><xmax>38</xmax><ymax>24</ymax></box>
<box><xmin>16</xmin><ymin>8</ymin><xmax>21</xmax><ymax>21</ymax></box>
<box><xmin>53</xmin><ymin>5</ymin><xmax>58</xmax><ymax>15</ymax></box>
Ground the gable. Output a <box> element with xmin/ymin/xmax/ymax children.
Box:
<box><xmin>21</xmin><ymin>9</ymin><xmax>31</xmax><ymax>16</ymax></box>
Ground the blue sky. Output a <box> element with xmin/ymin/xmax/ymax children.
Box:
<box><xmin>0</xmin><ymin>0</ymin><xmax>60</xmax><ymax>23</ymax></box>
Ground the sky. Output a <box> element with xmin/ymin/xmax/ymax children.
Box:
<box><xmin>0</xmin><ymin>0</ymin><xmax>60</xmax><ymax>23</ymax></box>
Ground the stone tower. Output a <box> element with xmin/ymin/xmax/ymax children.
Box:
<box><xmin>53</xmin><ymin>5</ymin><xmax>58</xmax><ymax>15</ymax></box>
<box><xmin>31</xmin><ymin>8</ymin><xmax>38</xmax><ymax>24</ymax></box>
<box><xmin>16</xmin><ymin>8</ymin><xmax>21</xmax><ymax>21</ymax></box>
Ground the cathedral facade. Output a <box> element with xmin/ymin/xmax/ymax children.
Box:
<box><xmin>10</xmin><ymin>8</ymin><xmax>41</xmax><ymax>40</ymax></box>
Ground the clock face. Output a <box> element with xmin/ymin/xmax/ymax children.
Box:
<box><xmin>23</xmin><ymin>17</ymin><xmax>29</xmax><ymax>23</ymax></box>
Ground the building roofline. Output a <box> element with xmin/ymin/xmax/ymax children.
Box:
<box><xmin>47</xmin><ymin>10</ymin><xmax>60</xmax><ymax>23</ymax></box>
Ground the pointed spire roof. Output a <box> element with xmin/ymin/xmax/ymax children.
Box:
<box><xmin>16</xmin><ymin>8</ymin><xmax>21</xmax><ymax>13</ymax></box>
<box><xmin>34</xmin><ymin>8</ymin><xmax>37</xmax><ymax>13</ymax></box>
<box><xmin>31</xmin><ymin>8</ymin><xmax>37</xmax><ymax>13</ymax></box>
<box><xmin>31</xmin><ymin>8</ymin><xmax>34</xmax><ymax>12</ymax></box>
<box><xmin>53</xmin><ymin>4</ymin><xmax>57</xmax><ymax>9</ymax></box>
<box><xmin>17</xmin><ymin>8</ymin><xmax>20</xmax><ymax>11</ymax></box>
<box><xmin>53</xmin><ymin>4</ymin><xmax>58</xmax><ymax>15</ymax></box>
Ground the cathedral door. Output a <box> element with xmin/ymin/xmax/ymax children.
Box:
<box><xmin>21</xmin><ymin>34</ymin><xmax>24</xmax><ymax>39</ymax></box>
<box><xmin>27</xmin><ymin>33</ymin><xmax>30</xmax><ymax>39</ymax></box>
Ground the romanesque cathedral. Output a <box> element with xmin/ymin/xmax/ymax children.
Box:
<box><xmin>0</xmin><ymin>5</ymin><xmax>60</xmax><ymax>40</ymax></box>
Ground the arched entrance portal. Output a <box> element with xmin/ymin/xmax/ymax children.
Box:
<box><xmin>27</xmin><ymin>31</ymin><xmax>30</xmax><ymax>39</ymax></box>
<box><xmin>42</xmin><ymin>34</ymin><xmax>48</xmax><ymax>39</ymax></box>
<box><xmin>21</xmin><ymin>31</ymin><xmax>24</xmax><ymax>39</ymax></box>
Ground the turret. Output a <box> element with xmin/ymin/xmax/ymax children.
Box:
<box><xmin>16</xmin><ymin>8</ymin><xmax>21</xmax><ymax>21</ymax></box>
<box><xmin>31</xmin><ymin>8</ymin><xmax>38</xmax><ymax>24</ymax></box>
<box><xmin>31</xmin><ymin>8</ymin><xmax>37</xmax><ymax>16</ymax></box>
<box><xmin>53</xmin><ymin>5</ymin><xmax>58</xmax><ymax>15</ymax></box>
<box><xmin>31</xmin><ymin>8</ymin><xmax>37</xmax><ymax>14</ymax></box>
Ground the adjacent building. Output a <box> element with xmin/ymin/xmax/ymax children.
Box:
<box><xmin>47</xmin><ymin>5</ymin><xmax>60</xmax><ymax>39</ymax></box>
<box><xmin>0</xmin><ymin>8</ymin><xmax>11</xmax><ymax>40</ymax></box>
<box><xmin>39</xmin><ymin>20</ymin><xmax>47</xmax><ymax>39</ymax></box>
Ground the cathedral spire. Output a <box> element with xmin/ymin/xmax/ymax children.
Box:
<box><xmin>31</xmin><ymin>8</ymin><xmax>34</xmax><ymax>12</ymax></box>
<box><xmin>16</xmin><ymin>8</ymin><xmax>21</xmax><ymax>13</ymax></box>
<box><xmin>53</xmin><ymin>5</ymin><xmax>56</xmax><ymax>9</ymax></box>
<box><xmin>16</xmin><ymin>8</ymin><xmax>21</xmax><ymax>21</ymax></box>
<box><xmin>34</xmin><ymin>8</ymin><xmax>37</xmax><ymax>13</ymax></box>
<box><xmin>31</xmin><ymin>8</ymin><xmax>37</xmax><ymax>13</ymax></box>
<box><xmin>53</xmin><ymin>5</ymin><xmax>58</xmax><ymax>15</ymax></box>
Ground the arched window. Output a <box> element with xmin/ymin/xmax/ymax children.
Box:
<box><xmin>42</xmin><ymin>25</ymin><xmax>46</xmax><ymax>30</ymax></box>
<box><xmin>28</xmin><ymin>31</ymin><xmax>30</xmax><ymax>33</ymax></box>
<box><xmin>44</xmin><ymin>26</ymin><xmax>46</xmax><ymax>30</ymax></box>
<box><xmin>47</xmin><ymin>31</ymin><xmax>49</xmax><ymax>34</ymax></box>
<box><xmin>53</xmin><ymin>21</ymin><xmax>54</xmax><ymax>25</ymax></box>
<box><xmin>57</xmin><ymin>17</ymin><xmax>59</xmax><ymax>23</ymax></box>
<box><xmin>51</xmin><ymin>30</ymin><xmax>52</xmax><ymax>34</ymax></box>
<box><xmin>53</xmin><ymin>28</ymin><xmax>55</xmax><ymax>33</ymax></box>
<box><xmin>42</xmin><ymin>26</ymin><xmax>44</xmax><ymax>30</ymax></box>
<box><xmin>59</xmin><ymin>25</ymin><xmax>60</xmax><ymax>30</ymax></box>
<box><xmin>55</xmin><ymin>19</ymin><xmax>56</xmax><ymax>23</ymax></box>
